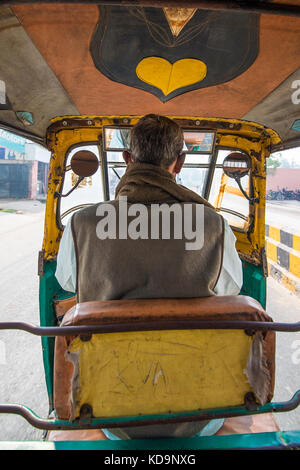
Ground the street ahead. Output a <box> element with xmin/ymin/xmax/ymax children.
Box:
<box><xmin>0</xmin><ymin>201</ymin><xmax>299</xmax><ymax>441</ymax></box>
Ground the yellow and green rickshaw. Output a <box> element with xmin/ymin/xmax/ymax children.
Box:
<box><xmin>0</xmin><ymin>0</ymin><xmax>300</xmax><ymax>451</ymax></box>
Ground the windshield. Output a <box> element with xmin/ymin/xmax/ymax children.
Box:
<box><xmin>59</xmin><ymin>130</ymin><xmax>250</xmax><ymax>232</ymax></box>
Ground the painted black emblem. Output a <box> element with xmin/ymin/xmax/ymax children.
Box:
<box><xmin>90</xmin><ymin>6</ymin><xmax>259</xmax><ymax>102</ymax></box>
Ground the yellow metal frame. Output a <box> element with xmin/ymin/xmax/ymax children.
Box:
<box><xmin>43</xmin><ymin>115</ymin><xmax>281</xmax><ymax>265</ymax></box>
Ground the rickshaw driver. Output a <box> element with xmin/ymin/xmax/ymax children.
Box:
<box><xmin>55</xmin><ymin>114</ymin><xmax>243</xmax><ymax>439</ymax></box>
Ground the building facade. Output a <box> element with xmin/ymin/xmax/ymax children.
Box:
<box><xmin>0</xmin><ymin>129</ymin><xmax>50</xmax><ymax>199</ymax></box>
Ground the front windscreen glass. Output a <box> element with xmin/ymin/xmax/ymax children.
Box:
<box><xmin>59</xmin><ymin>139</ymin><xmax>250</xmax><ymax>232</ymax></box>
<box><xmin>106</xmin><ymin>149</ymin><xmax>126</xmax><ymax>199</ymax></box>
<box><xmin>179</xmin><ymin>131</ymin><xmax>215</xmax><ymax>196</ymax></box>
<box><xmin>103</xmin><ymin>127</ymin><xmax>216</xmax><ymax>199</ymax></box>
<box><xmin>103</xmin><ymin>127</ymin><xmax>216</xmax><ymax>153</ymax></box>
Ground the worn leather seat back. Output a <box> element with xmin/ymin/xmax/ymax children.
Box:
<box><xmin>53</xmin><ymin>295</ymin><xmax>275</xmax><ymax>422</ymax></box>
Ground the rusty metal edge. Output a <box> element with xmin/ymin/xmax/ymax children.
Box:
<box><xmin>0</xmin><ymin>319</ymin><xmax>300</xmax><ymax>336</ymax></box>
<box><xmin>1</xmin><ymin>391</ymin><xmax>300</xmax><ymax>430</ymax></box>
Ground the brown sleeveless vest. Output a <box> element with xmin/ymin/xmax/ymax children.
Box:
<box><xmin>71</xmin><ymin>199</ymin><xmax>224</xmax><ymax>303</ymax></box>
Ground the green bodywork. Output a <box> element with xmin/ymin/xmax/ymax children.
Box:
<box><xmin>39</xmin><ymin>260</ymin><xmax>74</xmax><ymax>411</ymax></box>
<box><xmin>241</xmin><ymin>260</ymin><xmax>267</xmax><ymax>309</ymax></box>
<box><xmin>1</xmin><ymin>431</ymin><xmax>300</xmax><ymax>450</ymax></box>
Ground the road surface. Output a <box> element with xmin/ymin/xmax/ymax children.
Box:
<box><xmin>0</xmin><ymin>202</ymin><xmax>48</xmax><ymax>441</ymax></box>
<box><xmin>0</xmin><ymin>200</ymin><xmax>299</xmax><ymax>441</ymax></box>
<box><xmin>266</xmin><ymin>200</ymin><xmax>300</xmax><ymax>234</ymax></box>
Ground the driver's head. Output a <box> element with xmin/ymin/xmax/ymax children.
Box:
<box><xmin>127</xmin><ymin>114</ymin><xmax>184</xmax><ymax>169</ymax></box>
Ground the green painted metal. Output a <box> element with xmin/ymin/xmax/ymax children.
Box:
<box><xmin>2</xmin><ymin>392</ymin><xmax>299</xmax><ymax>432</ymax></box>
<box><xmin>0</xmin><ymin>431</ymin><xmax>300</xmax><ymax>450</ymax></box>
<box><xmin>240</xmin><ymin>260</ymin><xmax>266</xmax><ymax>309</ymax></box>
<box><xmin>50</xmin><ymin>399</ymin><xmax>297</xmax><ymax>428</ymax></box>
<box><xmin>49</xmin><ymin>431</ymin><xmax>300</xmax><ymax>450</ymax></box>
<box><xmin>39</xmin><ymin>260</ymin><xmax>74</xmax><ymax>411</ymax></box>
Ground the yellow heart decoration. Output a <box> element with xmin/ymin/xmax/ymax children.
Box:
<box><xmin>136</xmin><ymin>57</ymin><xmax>207</xmax><ymax>96</ymax></box>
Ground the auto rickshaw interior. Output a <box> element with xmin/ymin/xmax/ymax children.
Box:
<box><xmin>34</xmin><ymin>114</ymin><xmax>279</xmax><ymax>414</ymax></box>
<box><xmin>0</xmin><ymin>0</ymin><xmax>300</xmax><ymax>449</ymax></box>
<box><xmin>47</xmin><ymin>115</ymin><xmax>276</xmax><ymax>293</ymax></box>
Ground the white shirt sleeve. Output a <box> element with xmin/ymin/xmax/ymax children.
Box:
<box><xmin>55</xmin><ymin>218</ymin><xmax>77</xmax><ymax>293</ymax></box>
<box><xmin>213</xmin><ymin>219</ymin><xmax>243</xmax><ymax>296</ymax></box>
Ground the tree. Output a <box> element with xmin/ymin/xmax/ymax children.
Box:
<box><xmin>267</xmin><ymin>153</ymin><xmax>281</xmax><ymax>176</ymax></box>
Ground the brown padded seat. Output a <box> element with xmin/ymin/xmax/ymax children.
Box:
<box><xmin>58</xmin><ymin>295</ymin><xmax>274</xmax><ymax>327</ymax></box>
<box><xmin>53</xmin><ymin>295</ymin><xmax>276</xmax><ymax>435</ymax></box>
<box><xmin>53</xmin><ymin>295</ymin><xmax>76</xmax><ymax>322</ymax></box>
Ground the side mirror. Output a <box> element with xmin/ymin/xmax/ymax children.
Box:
<box><xmin>222</xmin><ymin>152</ymin><xmax>258</xmax><ymax>203</ymax></box>
<box><xmin>55</xmin><ymin>150</ymin><xmax>99</xmax><ymax>199</ymax></box>
<box><xmin>222</xmin><ymin>152</ymin><xmax>251</xmax><ymax>179</ymax></box>
<box><xmin>71</xmin><ymin>150</ymin><xmax>99</xmax><ymax>177</ymax></box>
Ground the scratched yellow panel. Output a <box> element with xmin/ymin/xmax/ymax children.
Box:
<box><xmin>68</xmin><ymin>329</ymin><xmax>253</xmax><ymax>419</ymax></box>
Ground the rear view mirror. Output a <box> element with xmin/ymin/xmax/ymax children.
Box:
<box><xmin>55</xmin><ymin>150</ymin><xmax>99</xmax><ymax>199</ymax></box>
<box><xmin>222</xmin><ymin>152</ymin><xmax>258</xmax><ymax>203</ymax></box>
<box><xmin>183</xmin><ymin>131</ymin><xmax>215</xmax><ymax>153</ymax></box>
<box><xmin>104</xmin><ymin>127</ymin><xmax>131</xmax><ymax>151</ymax></box>
<box><xmin>222</xmin><ymin>152</ymin><xmax>251</xmax><ymax>179</ymax></box>
<box><xmin>70</xmin><ymin>150</ymin><xmax>99</xmax><ymax>177</ymax></box>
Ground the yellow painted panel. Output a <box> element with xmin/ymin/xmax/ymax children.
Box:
<box><xmin>293</xmin><ymin>234</ymin><xmax>300</xmax><ymax>253</ymax></box>
<box><xmin>290</xmin><ymin>253</ymin><xmax>300</xmax><ymax>278</ymax></box>
<box><xmin>266</xmin><ymin>240</ymin><xmax>277</xmax><ymax>263</ymax></box>
<box><xmin>68</xmin><ymin>329</ymin><xmax>253</xmax><ymax>419</ymax></box>
<box><xmin>268</xmin><ymin>226</ymin><xmax>281</xmax><ymax>242</ymax></box>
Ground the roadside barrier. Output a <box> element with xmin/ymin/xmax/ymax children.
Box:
<box><xmin>266</xmin><ymin>225</ymin><xmax>300</xmax><ymax>296</ymax></box>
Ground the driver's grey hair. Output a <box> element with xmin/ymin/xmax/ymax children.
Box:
<box><xmin>130</xmin><ymin>114</ymin><xmax>184</xmax><ymax>168</ymax></box>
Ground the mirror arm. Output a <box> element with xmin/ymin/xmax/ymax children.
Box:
<box><xmin>234</xmin><ymin>177</ymin><xmax>259</xmax><ymax>204</ymax></box>
<box><xmin>54</xmin><ymin>176</ymin><xmax>84</xmax><ymax>199</ymax></box>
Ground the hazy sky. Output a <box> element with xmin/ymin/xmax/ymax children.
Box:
<box><xmin>271</xmin><ymin>147</ymin><xmax>300</xmax><ymax>168</ymax></box>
